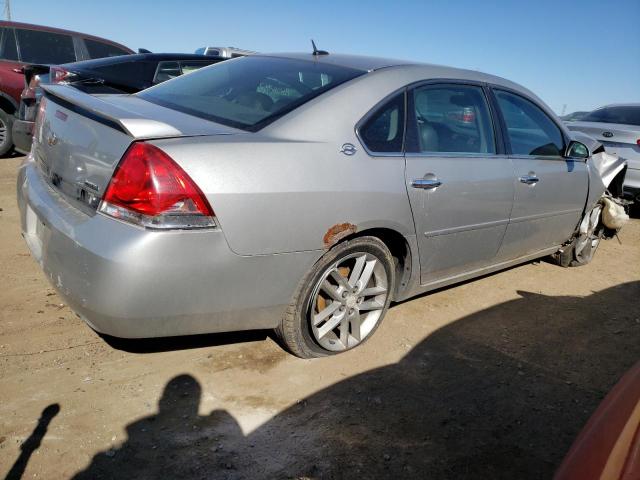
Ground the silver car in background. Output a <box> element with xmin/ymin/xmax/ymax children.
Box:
<box><xmin>17</xmin><ymin>53</ymin><xmax>627</xmax><ymax>358</ymax></box>
<box><xmin>566</xmin><ymin>104</ymin><xmax>640</xmax><ymax>203</ymax></box>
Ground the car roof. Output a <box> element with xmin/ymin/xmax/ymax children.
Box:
<box><xmin>593</xmin><ymin>103</ymin><xmax>640</xmax><ymax>109</ymax></box>
<box><xmin>62</xmin><ymin>53</ymin><xmax>224</xmax><ymax>70</ymax></box>
<box><xmin>0</xmin><ymin>21</ymin><xmax>133</xmax><ymax>53</ymax></box>
<box><xmin>261</xmin><ymin>52</ymin><xmax>530</xmax><ymax>93</ymax></box>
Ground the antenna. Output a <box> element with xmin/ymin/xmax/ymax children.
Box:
<box><xmin>310</xmin><ymin>39</ymin><xmax>329</xmax><ymax>56</ymax></box>
<box><xmin>3</xmin><ymin>0</ymin><xmax>11</xmax><ymax>21</ymax></box>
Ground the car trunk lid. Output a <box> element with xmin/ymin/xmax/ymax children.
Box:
<box><xmin>33</xmin><ymin>85</ymin><xmax>240</xmax><ymax>214</ymax></box>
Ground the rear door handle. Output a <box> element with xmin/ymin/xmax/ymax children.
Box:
<box><xmin>519</xmin><ymin>175</ymin><xmax>539</xmax><ymax>185</ymax></box>
<box><xmin>411</xmin><ymin>178</ymin><xmax>442</xmax><ymax>189</ymax></box>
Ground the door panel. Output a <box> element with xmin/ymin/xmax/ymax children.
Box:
<box><xmin>406</xmin><ymin>155</ymin><xmax>515</xmax><ymax>283</ymax></box>
<box><xmin>493</xmin><ymin>89</ymin><xmax>588</xmax><ymax>259</ymax></box>
<box><xmin>404</xmin><ymin>83</ymin><xmax>514</xmax><ymax>284</ymax></box>
<box><xmin>499</xmin><ymin>157</ymin><xmax>588</xmax><ymax>259</ymax></box>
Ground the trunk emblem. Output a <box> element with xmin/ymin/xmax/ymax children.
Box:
<box><xmin>47</xmin><ymin>134</ymin><xmax>59</xmax><ymax>146</ymax></box>
<box><xmin>602</xmin><ymin>131</ymin><xmax>614</xmax><ymax>138</ymax></box>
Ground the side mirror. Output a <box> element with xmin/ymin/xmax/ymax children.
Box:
<box><xmin>565</xmin><ymin>141</ymin><xmax>590</xmax><ymax>160</ymax></box>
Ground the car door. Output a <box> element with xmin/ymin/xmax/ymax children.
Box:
<box><xmin>403</xmin><ymin>82</ymin><xmax>515</xmax><ymax>284</ymax></box>
<box><xmin>492</xmin><ymin>89</ymin><xmax>589</xmax><ymax>259</ymax></box>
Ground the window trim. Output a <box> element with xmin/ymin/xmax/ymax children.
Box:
<box><xmin>488</xmin><ymin>86</ymin><xmax>569</xmax><ymax>159</ymax></box>
<box><xmin>354</xmin><ymin>87</ymin><xmax>408</xmax><ymax>157</ymax></box>
<box><xmin>404</xmin><ymin>79</ymin><xmax>502</xmax><ymax>157</ymax></box>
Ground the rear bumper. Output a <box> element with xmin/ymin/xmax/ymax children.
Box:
<box><xmin>17</xmin><ymin>157</ymin><xmax>320</xmax><ymax>338</ymax></box>
<box><xmin>12</xmin><ymin>119</ymin><xmax>33</xmax><ymax>155</ymax></box>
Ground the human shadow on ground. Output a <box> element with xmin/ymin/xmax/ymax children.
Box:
<box><xmin>71</xmin><ymin>281</ymin><xmax>640</xmax><ymax>479</ymax></box>
<box><xmin>4</xmin><ymin>404</ymin><xmax>60</xmax><ymax>480</ymax></box>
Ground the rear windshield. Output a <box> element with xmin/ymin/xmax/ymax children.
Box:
<box><xmin>582</xmin><ymin>106</ymin><xmax>640</xmax><ymax>126</ymax></box>
<box><xmin>137</xmin><ymin>56</ymin><xmax>365</xmax><ymax>131</ymax></box>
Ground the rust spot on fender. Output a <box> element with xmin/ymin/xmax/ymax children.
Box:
<box><xmin>323</xmin><ymin>222</ymin><xmax>357</xmax><ymax>248</ymax></box>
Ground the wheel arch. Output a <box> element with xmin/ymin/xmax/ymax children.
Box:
<box><xmin>0</xmin><ymin>92</ymin><xmax>18</xmax><ymax>114</ymax></box>
<box><xmin>334</xmin><ymin>227</ymin><xmax>414</xmax><ymax>300</ymax></box>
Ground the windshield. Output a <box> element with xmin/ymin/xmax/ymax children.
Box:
<box><xmin>582</xmin><ymin>106</ymin><xmax>640</xmax><ymax>126</ymax></box>
<box><xmin>137</xmin><ymin>56</ymin><xmax>365</xmax><ymax>131</ymax></box>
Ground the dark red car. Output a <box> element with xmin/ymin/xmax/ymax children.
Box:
<box><xmin>0</xmin><ymin>21</ymin><xmax>133</xmax><ymax>156</ymax></box>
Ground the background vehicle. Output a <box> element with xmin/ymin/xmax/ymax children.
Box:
<box><xmin>554</xmin><ymin>361</ymin><xmax>640</xmax><ymax>480</ymax></box>
<box><xmin>17</xmin><ymin>53</ymin><xmax>627</xmax><ymax>358</ymax></box>
<box><xmin>13</xmin><ymin>53</ymin><xmax>224</xmax><ymax>153</ymax></box>
<box><xmin>566</xmin><ymin>104</ymin><xmax>640</xmax><ymax>203</ymax></box>
<box><xmin>194</xmin><ymin>46</ymin><xmax>254</xmax><ymax>58</ymax></box>
<box><xmin>0</xmin><ymin>21</ymin><xmax>133</xmax><ymax>156</ymax></box>
<box><xmin>560</xmin><ymin>111</ymin><xmax>588</xmax><ymax>122</ymax></box>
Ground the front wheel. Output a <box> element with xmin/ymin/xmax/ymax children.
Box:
<box><xmin>276</xmin><ymin>236</ymin><xmax>396</xmax><ymax>358</ymax></box>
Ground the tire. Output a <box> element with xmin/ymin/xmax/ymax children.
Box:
<box><xmin>569</xmin><ymin>203</ymin><xmax>604</xmax><ymax>267</ymax></box>
<box><xmin>0</xmin><ymin>108</ymin><xmax>14</xmax><ymax>157</ymax></box>
<box><xmin>276</xmin><ymin>236</ymin><xmax>396</xmax><ymax>358</ymax></box>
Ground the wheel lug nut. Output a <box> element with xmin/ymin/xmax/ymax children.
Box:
<box><xmin>341</xmin><ymin>292</ymin><xmax>348</xmax><ymax>298</ymax></box>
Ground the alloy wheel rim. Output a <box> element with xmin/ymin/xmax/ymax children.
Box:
<box><xmin>309</xmin><ymin>252</ymin><xmax>388</xmax><ymax>352</ymax></box>
<box><xmin>0</xmin><ymin>118</ymin><xmax>6</xmax><ymax>145</ymax></box>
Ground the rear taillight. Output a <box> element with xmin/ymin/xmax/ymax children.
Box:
<box><xmin>636</xmin><ymin>139</ymin><xmax>640</xmax><ymax>146</ymax></box>
<box><xmin>99</xmin><ymin>142</ymin><xmax>216</xmax><ymax>230</ymax></box>
<box><xmin>50</xmin><ymin>66</ymin><xmax>73</xmax><ymax>84</ymax></box>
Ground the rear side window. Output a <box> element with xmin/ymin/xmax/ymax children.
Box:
<box><xmin>359</xmin><ymin>93</ymin><xmax>405</xmax><ymax>153</ymax></box>
<box><xmin>582</xmin><ymin>106</ymin><xmax>640</xmax><ymax>126</ymax></box>
<box><xmin>179</xmin><ymin>60</ymin><xmax>213</xmax><ymax>75</ymax></box>
<box><xmin>16</xmin><ymin>29</ymin><xmax>76</xmax><ymax>64</ymax></box>
<box><xmin>154</xmin><ymin>61</ymin><xmax>181</xmax><ymax>83</ymax></box>
<box><xmin>84</xmin><ymin>39</ymin><xmax>130</xmax><ymax>59</ymax></box>
<box><xmin>0</xmin><ymin>27</ymin><xmax>18</xmax><ymax>61</ymax></box>
<box><xmin>138</xmin><ymin>56</ymin><xmax>365</xmax><ymax>131</ymax></box>
<box><xmin>410</xmin><ymin>84</ymin><xmax>495</xmax><ymax>154</ymax></box>
<box><xmin>495</xmin><ymin>90</ymin><xmax>564</xmax><ymax>156</ymax></box>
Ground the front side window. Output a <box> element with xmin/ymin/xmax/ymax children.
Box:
<box><xmin>582</xmin><ymin>106</ymin><xmax>640</xmax><ymax>127</ymax></box>
<box><xmin>16</xmin><ymin>29</ymin><xmax>76</xmax><ymax>64</ymax></box>
<box><xmin>84</xmin><ymin>39</ymin><xmax>130</xmax><ymax>59</ymax></box>
<box><xmin>359</xmin><ymin>93</ymin><xmax>405</xmax><ymax>153</ymax></box>
<box><xmin>138</xmin><ymin>56</ymin><xmax>365</xmax><ymax>131</ymax></box>
<box><xmin>495</xmin><ymin>90</ymin><xmax>564</xmax><ymax>156</ymax></box>
<box><xmin>410</xmin><ymin>84</ymin><xmax>496</xmax><ymax>154</ymax></box>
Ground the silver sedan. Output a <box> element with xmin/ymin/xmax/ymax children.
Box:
<box><xmin>17</xmin><ymin>53</ymin><xmax>627</xmax><ymax>357</ymax></box>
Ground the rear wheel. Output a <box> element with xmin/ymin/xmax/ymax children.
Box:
<box><xmin>0</xmin><ymin>109</ymin><xmax>14</xmax><ymax>157</ymax></box>
<box><xmin>276</xmin><ymin>236</ymin><xmax>395</xmax><ymax>358</ymax></box>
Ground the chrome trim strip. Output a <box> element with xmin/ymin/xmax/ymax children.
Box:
<box><xmin>424</xmin><ymin>218</ymin><xmax>509</xmax><ymax>237</ymax></box>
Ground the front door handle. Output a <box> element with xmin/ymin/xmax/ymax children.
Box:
<box><xmin>519</xmin><ymin>175</ymin><xmax>540</xmax><ymax>185</ymax></box>
<box><xmin>412</xmin><ymin>178</ymin><xmax>442</xmax><ymax>189</ymax></box>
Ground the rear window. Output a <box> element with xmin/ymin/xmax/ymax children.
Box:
<box><xmin>137</xmin><ymin>56</ymin><xmax>365</xmax><ymax>131</ymax></box>
<box><xmin>84</xmin><ymin>39</ymin><xmax>130</xmax><ymax>59</ymax></box>
<box><xmin>16</xmin><ymin>29</ymin><xmax>76</xmax><ymax>64</ymax></box>
<box><xmin>582</xmin><ymin>106</ymin><xmax>640</xmax><ymax>126</ymax></box>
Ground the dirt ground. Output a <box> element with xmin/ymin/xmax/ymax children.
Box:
<box><xmin>1</xmin><ymin>154</ymin><xmax>639</xmax><ymax>480</ymax></box>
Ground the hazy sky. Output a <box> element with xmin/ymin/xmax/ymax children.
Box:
<box><xmin>10</xmin><ymin>0</ymin><xmax>640</xmax><ymax>114</ymax></box>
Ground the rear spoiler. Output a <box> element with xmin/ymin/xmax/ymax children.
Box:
<box><xmin>41</xmin><ymin>84</ymin><xmax>183</xmax><ymax>138</ymax></box>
